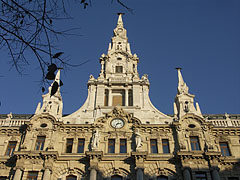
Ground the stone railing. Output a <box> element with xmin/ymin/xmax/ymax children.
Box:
<box><xmin>0</xmin><ymin>119</ymin><xmax>29</xmax><ymax>127</ymax></box>
<box><xmin>209</xmin><ymin>119</ymin><xmax>240</xmax><ymax>127</ymax></box>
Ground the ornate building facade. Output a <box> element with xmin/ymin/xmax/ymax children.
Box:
<box><xmin>0</xmin><ymin>14</ymin><xmax>240</xmax><ymax>180</ymax></box>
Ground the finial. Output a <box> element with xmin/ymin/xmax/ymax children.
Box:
<box><xmin>117</xmin><ymin>13</ymin><xmax>124</xmax><ymax>26</ymax></box>
<box><xmin>176</xmin><ymin>67</ymin><xmax>189</xmax><ymax>94</ymax></box>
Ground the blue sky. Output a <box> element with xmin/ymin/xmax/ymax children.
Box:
<box><xmin>0</xmin><ymin>0</ymin><xmax>240</xmax><ymax>115</ymax></box>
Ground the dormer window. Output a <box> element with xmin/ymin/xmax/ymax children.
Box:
<box><xmin>116</xmin><ymin>66</ymin><xmax>123</xmax><ymax>73</ymax></box>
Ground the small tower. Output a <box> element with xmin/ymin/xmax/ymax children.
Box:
<box><xmin>35</xmin><ymin>70</ymin><xmax>63</xmax><ymax>120</ymax></box>
<box><xmin>174</xmin><ymin>68</ymin><xmax>202</xmax><ymax>119</ymax></box>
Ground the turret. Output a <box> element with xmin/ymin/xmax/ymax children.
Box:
<box><xmin>174</xmin><ymin>68</ymin><xmax>202</xmax><ymax>119</ymax></box>
<box><xmin>35</xmin><ymin>70</ymin><xmax>63</xmax><ymax>120</ymax></box>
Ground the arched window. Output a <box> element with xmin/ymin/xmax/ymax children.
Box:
<box><xmin>157</xmin><ymin>175</ymin><xmax>168</xmax><ymax>180</ymax></box>
<box><xmin>66</xmin><ymin>175</ymin><xmax>77</xmax><ymax>180</ymax></box>
<box><xmin>111</xmin><ymin>175</ymin><xmax>123</xmax><ymax>180</ymax></box>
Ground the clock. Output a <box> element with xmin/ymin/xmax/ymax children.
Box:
<box><xmin>111</xmin><ymin>118</ymin><xmax>124</xmax><ymax>129</ymax></box>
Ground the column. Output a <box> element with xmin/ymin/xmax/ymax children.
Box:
<box><xmin>89</xmin><ymin>168</ymin><xmax>97</xmax><ymax>180</ymax></box>
<box><xmin>211</xmin><ymin>168</ymin><xmax>220</xmax><ymax>180</ymax></box>
<box><xmin>109</xmin><ymin>89</ymin><xmax>112</xmax><ymax>106</ymax></box>
<box><xmin>183</xmin><ymin>168</ymin><xmax>191</xmax><ymax>180</ymax></box>
<box><xmin>125</xmin><ymin>89</ymin><xmax>128</xmax><ymax>106</ymax></box>
<box><xmin>136</xmin><ymin>168</ymin><xmax>143</xmax><ymax>180</ymax></box>
<box><xmin>43</xmin><ymin>168</ymin><xmax>51</xmax><ymax>180</ymax></box>
<box><xmin>13</xmin><ymin>168</ymin><xmax>22</xmax><ymax>180</ymax></box>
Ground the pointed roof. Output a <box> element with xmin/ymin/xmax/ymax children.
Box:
<box><xmin>176</xmin><ymin>68</ymin><xmax>189</xmax><ymax>95</ymax></box>
<box><xmin>113</xmin><ymin>13</ymin><xmax>127</xmax><ymax>39</ymax></box>
<box><xmin>117</xmin><ymin>13</ymin><xmax>124</xmax><ymax>27</ymax></box>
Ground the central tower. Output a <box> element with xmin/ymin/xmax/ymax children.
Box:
<box><xmin>63</xmin><ymin>14</ymin><xmax>172</xmax><ymax>124</ymax></box>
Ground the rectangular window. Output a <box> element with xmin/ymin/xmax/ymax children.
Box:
<box><xmin>116</xmin><ymin>66</ymin><xmax>123</xmax><ymax>73</ymax></box>
<box><xmin>195</xmin><ymin>172</ymin><xmax>207</xmax><ymax>180</ymax></box>
<box><xmin>35</xmin><ymin>136</ymin><xmax>45</xmax><ymax>150</ymax></box>
<box><xmin>27</xmin><ymin>171</ymin><xmax>38</xmax><ymax>180</ymax></box>
<box><xmin>220</xmin><ymin>142</ymin><xmax>231</xmax><ymax>156</ymax></box>
<box><xmin>0</xmin><ymin>177</ymin><xmax>7</xmax><ymax>180</ymax></box>
<box><xmin>162</xmin><ymin>139</ymin><xmax>170</xmax><ymax>153</ymax></box>
<box><xmin>66</xmin><ymin>138</ymin><xmax>74</xmax><ymax>153</ymax></box>
<box><xmin>5</xmin><ymin>141</ymin><xmax>17</xmax><ymax>156</ymax></box>
<box><xmin>150</xmin><ymin>139</ymin><xmax>158</xmax><ymax>153</ymax></box>
<box><xmin>120</xmin><ymin>139</ymin><xmax>127</xmax><ymax>153</ymax></box>
<box><xmin>128</xmin><ymin>90</ymin><xmax>133</xmax><ymax>106</ymax></box>
<box><xmin>108</xmin><ymin>139</ymin><xmax>115</xmax><ymax>153</ymax></box>
<box><xmin>104</xmin><ymin>89</ymin><xmax>109</xmax><ymax>106</ymax></box>
<box><xmin>190</xmin><ymin>136</ymin><xmax>200</xmax><ymax>151</ymax></box>
<box><xmin>77</xmin><ymin>139</ymin><xmax>85</xmax><ymax>153</ymax></box>
<box><xmin>112</xmin><ymin>90</ymin><xmax>125</xmax><ymax>106</ymax></box>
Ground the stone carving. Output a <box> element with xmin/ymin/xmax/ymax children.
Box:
<box><xmin>91</xmin><ymin>129</ymin><xmax>100</xmax><ymax>150</ymax></box>
<box><xmin>6</xmin><ymin>112</ymin><xmax>13</xmax><ymax>120</ymax></box>
<box><xmin>135</xmin><ymin>129</ymin><xmax>143</xmax><ymax>150</ymax></box>
<box><xmin>89</xmin><ymin>74</ymin><xmax>95</xmax><ymax>81</ymax></box>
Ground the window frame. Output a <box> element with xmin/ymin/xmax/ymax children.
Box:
<box><xmin>116</xmin><ymin>66</ymin><xmax>123</xmax><ymax>73</ymax></box>
<box><xmin>120</xmin><ymin>139</ymin><xmax>127</xmax><ymax>153</ymax></box>
<box><xmin>66</xmin><ymin>138</ymin><xmax>74</xmax><ymax>153</ymax></box>
<box><xmin>219</xmin><ymin>142</ymin><xmax>231</xmax><ymax>156</ymax></box>
<box><xmin>150</xmin><ymin>139</ymin><xmax>158</xmax><ymax>154</ymax></box>
<box><xmin>5</xmin><ymin>141</ymin><xmax>17</xmax><ymax>156</ymax></box>
<box><xmin>190</xmin><ymin>136</ymin><xmax>201</xmax><ymax>151</ymax></box>
<box><xmin>66</xmin><ymin>175</ymin><xmax>77</xmax><ymax>180</ymax></box>
<box><xmin>27</xmin><ymin>171</ymin><xmax>38</xmax><ymax>180</ymax></box>
<box><xmin>35</xmin><ymin>136</ymin><xmax>45</xmax><ymax>151</ymax></box>
<box><xmin>77</xmin><ymin>138</ymin><xmax>85</xmax><ymax>153</ymax></box>
<box><xmin>162</xmin><ymin>139</ymin><xmax>170</xmax><ymax>154</ymax></box>
<box><xmin>195</xmin><ymin>171</ymin><xmax>207</xmax><ymax>180</ymax></box>
<box><xmin>108</xmin><ymin>139</ymin><xmax>115</xmax><ymax>153</ymax></box>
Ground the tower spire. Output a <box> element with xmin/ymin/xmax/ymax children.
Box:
<box><xmin>174</xmin><ymin>68</ymin><xmax>202</xmax><ymax>119</ymax></box>
<box><xmin>34</xmin><ymin>69</ymin><xmax>63</xmax><ymax>120</ymax></box>
<box><xmin>176</xmin><ymin>68</ymin><xmax>189</xmax><ymax>95</ymax></box>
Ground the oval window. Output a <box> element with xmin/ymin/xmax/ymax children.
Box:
<box><xmin>188</xmin><ymin>124</ymin><xmax>196</xmax><ymax>128</ymax></box>
<box><xmin>40</xmin><ymin>123</ymin><xmax>47</xmax><ymax>128</ymax></box>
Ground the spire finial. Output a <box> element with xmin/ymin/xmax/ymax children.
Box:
<box><xmin>176</xmin><ymin>67</ymin><xmax>189</xmax><ymax>94</ymax></box>
<box><xmin>117</xmin><ymin>13</ymin><xmax>124</xmax><ymax>27</ymax></box>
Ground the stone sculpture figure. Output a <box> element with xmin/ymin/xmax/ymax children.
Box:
<box><xmin>91</xmin><ymin>129</ymin><xmax>100</xmax><ymax>150</ymax></box>
<box><xmin>135</xmin><ymin>129</ymin><xmax>142</xmax><ymax>150</ymax></box>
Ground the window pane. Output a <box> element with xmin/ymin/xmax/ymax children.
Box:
<box><xmin>220</xmin><ymin>142</ymin><xmax>231</xmax><ymax>156</ymax></box>
<box><xmin>162</xmin><ymin>139</ymin><xmax>170</xmax><ymax>153</ymax></box>
<box><xmin>66</xmin><ymin>138</ymin><xmax>73</xmax><ymax>153</ymax></box>
<box><xmin>150</xmin><ymin>139</ymin><xmax>158</xmax><ymax>153</ymax></box>
<box><xmin>108</xmin><ymin>139</ymin><xmax>115</xmax><ymax>153</ymax></box>
<box><xmin>116</xmin><ymin>66</ymin><xmax>123</xmax><ymax>73</ymax></box>
<box><xmin>77</xmin><ymin>139</ymin><xmax>85</xmax><ymax>153</ymax></box>
<box><xmin>35</xmin><ymin>136</ymin><xmax>45</xmax><ymax>150</ymax></box>
<box><xmin>27</xmin><ymin>171</ymin><xmax>38</xmax><ymax>180</ymax></box>
<box><xmin>190</xmin><ymin>136</ymin><xmax>200</xmax><ymax>151</ymax></box>
<box><xmin>66</xmin><ymin>175</ymin><xmax>77</xmax><ymax>180</ymax></box>
<box><xmin>120</xmin><ymin>139</ymin><xmax>127</xmax><ymax>153</ymax></box>
<box><xmin>111</xmin><ymin>175</ymin><xmax>123</xmax><ymax>180</ymax></box>
<box><xmin>157</xmin><ymin>175</ymin><xmax>168</xmax><ymax>180</ymax></box>
<box><xmin>104</xmin><ymin>90</ymin><xmax>109</xmax><ymax>106</ymax></box>
<box><xmin>6</xmin><ymin>141</ymin><xmax>17</xmax><ymax>156</ymax></box>
<box><xmin>128</xmin><ymin>90</ymin><xmax>133</xmax><ymax>106</ymax></box>
<box><xmin>195</xmin><ymin>172</ymin><xmax>207</xmax><ymax>180</ymax></box>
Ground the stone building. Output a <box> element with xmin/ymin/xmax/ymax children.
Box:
<box><xmin>0</xmin><ymin>14</ymin><xmax>240</xmax><ymax>180</ymax></box>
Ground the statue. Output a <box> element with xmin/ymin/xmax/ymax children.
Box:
<box><xmin>6</xmin><ymin>112</ymin><xmax>13</xmax><ymax>120</ymax></box>
<box><xmin>91</xmin><ymin>129</ymin><xmax>100</xmax><ymax>150</ymax></box>
<box><xmin>135</xmin><ymin>129</ymin><xmax>142</xmax><ymax>150</ymax></box>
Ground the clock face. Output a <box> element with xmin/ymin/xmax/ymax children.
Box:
<box><xmin>111</xmin><ymin>118</ymin><xmax>124</xmax><ymax>129</ymax></box>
